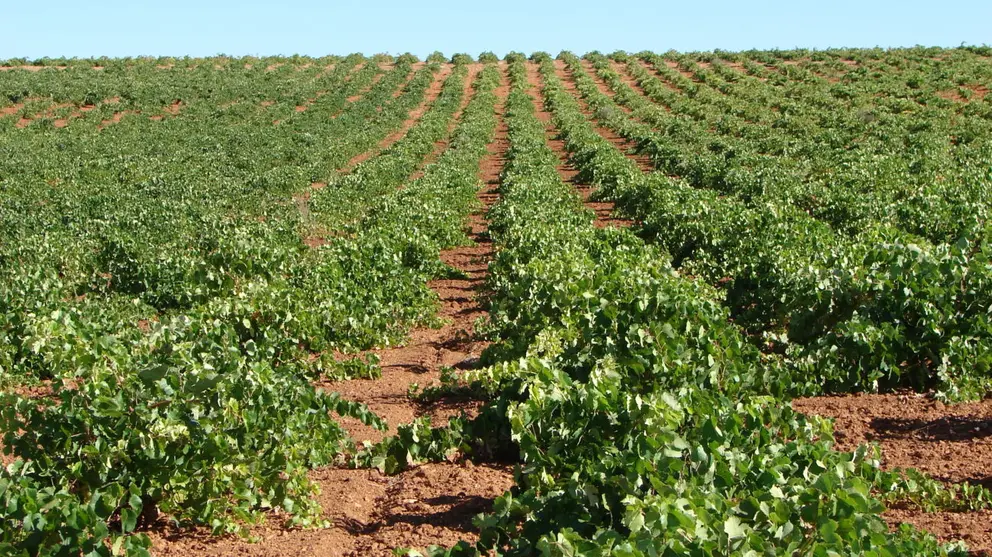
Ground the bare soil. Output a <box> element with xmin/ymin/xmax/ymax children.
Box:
<box><xmin>149</xmin><ymin>462</ymin><xmax>513</xmax><ymax>557</ymax></box>
<box><xmin>886</xmin><ymin>508</ymin><xmax>992</xmax><ymax>555</ymax></box>
<box><xmin>723</xmin><ymin>61</ymin><xmax>748</xmax><ymax>73</ymax></box>
<box><xmin>0</xmin><ymin>103</ymin><xmax>24</xmax><ymax>118</ymax></box>
<box><xmin>294</xmin><ymin>61</ymin><xmax>369</xmax><ymax>113</ymax></box>
<box><xmin>1</xmin><ymin>381</ymin><xmax>59</xmax><ymax>466</ymax></box>
<box><xmin>764</xmin><ymin>60</ymin><xmax>840</xmax><ymax>85</ymax></box>
<box><xmin>939</xmin><ymin>85</ymin><xmax>989</xmax><ymax>103</ymax></box>
<box><xmin>53</xmin><ymin>102</ymin><xmax>102</xmax><ymax>128</ymax></box>
<box><xmin>0</xmin><ymin>65</ymin><xmax>68</xmax><ymax>72</ymax></box>
<box><xmin>717</xmin><ymin>60</ymin><xmax>772</xmax><ymax>83</ymax></box>
<box><xmin>15</xmin><ymin>99</ymin><xmax>119</xmax><ymax>129</ymax></box>
<box><xmin>99</xmin><ymin>110</ymin><xmax>137</xmax><ymax>130</ymax></box>
<box><xmin>609</xmin><ymin>59</ymin><xmax>674</xmax><ymax>111</ymax></box>
<box><xmin>296</xmin><ymin>64</ymin><xmax>438</xmax><ymax>247</ymax></box>
<box><xmin>7</xmin><ymin>97</ymin><xmax>114</xmax><ymax>129</ymax></box>
<box><xmin>389</xmin><ymin>62</ymin><xmax>427</xmax><ymax>99</ymax></box>
<box><xmin>793</xmin><ymin>393</ymin><xmax>992</xmax><ymax>553</ymax></box>
<box><xmin>15</xmin><ymin>102</ymin><xmax>72</xmax><ymax>129</ymax></box>
<box><xmin>325</xmin><ymin>66</ymin><xmax>500</xmax><ymax>443</ymax></box>
<box><xmin>149</xmin><ymin>100</ymin><xmax>183</xmax><ymax>122</ymax></box>
<box><xmin>969</xmin><ymin>85</ymin><xmax>990</xmax><ymax>100</ymax></box>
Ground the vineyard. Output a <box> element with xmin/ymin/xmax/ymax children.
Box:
<box><xmin>0</xmin><ymin>47</ymin><xmax>991</xmax><ymax>555</ymax></box>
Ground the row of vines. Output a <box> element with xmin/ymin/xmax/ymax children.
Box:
<box><xmin>1</xmin><ymin>46</ymin><xmax>990</xmax><ymax>555</ymax></box>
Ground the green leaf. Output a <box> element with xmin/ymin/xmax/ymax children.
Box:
<box><xmin>724</xmin><ymin>516</ymin><xmax>745</xmax><ymax>540</ymax></box>
<box><xmin>121</xmin><ymin>508</ymin><xmax>138</xmax><ymax>533</ymax></box>
<box><xmin>138</xmin><ymin>365</ymin><xmax>169</xmax><ymax>382</ymax></box>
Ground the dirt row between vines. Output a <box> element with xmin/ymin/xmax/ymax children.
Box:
<box><xmin>151</xmin><ymin>64</ymin><xmax>513</xmax><ymax>557</ymax></box>
<box><xmin>553</xmin><ymin>57</ymin><xmax>992</xmax><ymax>555</ymax></box>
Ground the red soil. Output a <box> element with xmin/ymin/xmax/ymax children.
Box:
<box><xmin>608</xmin><ymin>60</ymin><xmax>677</xmax><ymax>110</ymax></box>
<box><xmin>149</xmin><ymin>100</ymin><xmax>183</xmax><ymax>122</ymax></box>
<box><xmin>939</xmin><ymin>85</ymin><xmax>989</xmax><ymax>103</ymax></box>
<box><xmin>717</xmin><ymin>60</ymin><xmax>772</xmax><ymax>82</ymax></box>
<box><xmin>0</xmin><ymin>103</ymin><xmax>24</xmax><ymax>118</ymax></box>
<box><xmin>723</xmin><ymin>61</ymin><xmax>748</xmax><ymax>73</ymax></box>
<box><xmin>291</xmin><ymin>62</ymin><xmax>369</xmax><ymax>114</ymax></box>
<box><xmin>99</xmin><ymin>111</ymin><xmax>137</xmax><ymax>130</ymax></box>
<box><xmin>608</xmin><ymin>59</ymin><xmax>671</xmax><ymax>108</ymax></box>
<box><xmin>15</xmin><ymin>102</ymin><xmax>71</xmax><ymax>128</ymax></box>
<box><xmin>150</xmin><ymin>462</ymin><xmax>513</xmax><ymax>557</ymax></box>
<box><xmin>0</xmin><ymin>65</ymin><xmax>67</xmax><ymax>72</ymax></box>
<box><xmin>327</xmin><ymin>65</ymin><xmax>501</xmax><ymax>443</ymax></box>
<box><xmin>0</xmin><ymin>65</ymin><xmax>104</xmax><ymax>72</ymax></box>
<box><xmin>887</xmin><ymin>509</ymin><xmax>992</xmax><ymax>554</ymax></box>
<box><xmin>12</xmin><ymin>99</ymin><xmax>121</xmax><ymax>129</ymax></box>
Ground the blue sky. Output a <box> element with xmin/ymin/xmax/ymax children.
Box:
<box><xmin>2</xmin><ymin>0</ymin><xmax>989</xmax><ymax>59</ymax></box>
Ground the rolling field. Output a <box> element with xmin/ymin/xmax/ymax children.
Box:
<box><xmin>1</xmin><ymin>47</ymin><xmax>991</xmax><ymax>555</ymax></box>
